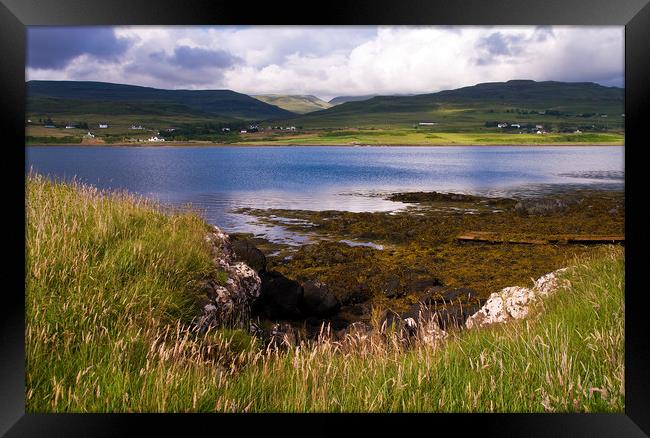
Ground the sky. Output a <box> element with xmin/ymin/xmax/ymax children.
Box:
<box><xmin>26</xmin><ymin>26</ymin><xmax>624</xmax><ymax>101</ymax></box>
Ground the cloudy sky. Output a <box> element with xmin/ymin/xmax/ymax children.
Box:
<box><xmin>26</xmin><ymin>26</ymin><xmax>624</xmax><ymax>101</ymax></box>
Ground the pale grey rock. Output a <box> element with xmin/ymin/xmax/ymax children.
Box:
<box><xmin>195</xmin><ymin>226</ymin><xmax>262</xmax><ymax>331</ymax></box>
<box><xmin>465</xmin><ymin>268</ymin><xmax>568</xmax><ymax>329</ymax></box>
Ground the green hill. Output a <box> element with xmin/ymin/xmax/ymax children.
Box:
<box><xmin>27</xmin><ymin>80</ymin><xmax>295</xmax><ymax>121</ymax></box>
<box><xmin>253</xmin><ymin>95</ymin><xmax>332</xmax><ymax>114</ymax></box>
<box><xmin>328</xmin><ymin>95</ymin><xmax>378</xmax><ymax>105</ymax></box>
<box><xmin>273</xmin><ymin>80</ymin><xmax>624</xmax><ymax>131</ymax></box>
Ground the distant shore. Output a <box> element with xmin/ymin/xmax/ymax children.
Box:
<box><xmin>26</xmin><ymin>141</ymin><xmax>625</xmax><ymax>147</ymax></box>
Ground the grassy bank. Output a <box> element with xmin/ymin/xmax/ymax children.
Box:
<box><xmin>236</xmin><ymin>130</ymin><xmax>624</xmax><ymax>146</ymax></box>
<box><xmin>26</xmin><ymin>176</ymin><xmax>624</xmax><ymax>412</ymax></box>
<box><xmin>26</xmin><ymin>128</ymin><xmax>624</xmax><ymax>147</ymax></box>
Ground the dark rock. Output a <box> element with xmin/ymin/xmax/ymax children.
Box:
<box><xmin>335</xmin><ymin>321</ymin><xmax>373</xmax><ymax>340</ymax></box>
<box><xmin>255</xmin><ymin>271</ymin><xmax>304</xmax><ymax>319</ymax></box>
<box><xmin>388</xmin><ymin>191</ymin><xmax>480</xmax><ymax>203</ymax></box>
<box><xmin>402</xmin><ymin>301</ymin><xmax>483</xmax><ymax>330</ymax></box>
<box><xmin>347</xmin><ymin>303</ymin><xmax>369</xmax><ymax>316</ymax></box>
<box><xmin>406</xmin><ymin>278</ymin><xmax>443</xmax><ymax>292</ymax></box>
<box><xmin>268</xmin><ymin>323</ymin><xmax>298</xmax><ymax>348</ymax></box>
<box><xmin>300</xmin><ymin>281</ymin><xmax>340</xmax><ymax>317</ymax></box>
<box><xmin>341</xmin><ymin>283</ymin><xmax>372</xmax><ymax>305</ymax></box>
<box><xmin>421</xmin><ymin>287</ymin><xmax>478</xmax><ymax>305</ymax></box>
<box><xmin>380</xmin><ymin>309</ymin><xmax>403</xmax><ymax>329</ymax></box>
<box><xmin>381</xmin><ymin>276</ymin><xmax>402</xmax><ymax>298</ymax></box>
<box><xmin>231</xmin><ymin>238</ymin><xmax>267</xmax><ymax>273</ymax></box>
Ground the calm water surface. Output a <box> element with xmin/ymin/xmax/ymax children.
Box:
<box><xmin>26</xmin><ymin>146</ymin><xmax>624</xmax><ymax>244</ymax></box>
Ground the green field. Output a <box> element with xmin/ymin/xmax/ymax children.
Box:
<box><xmin>238</xmin><ymin>129</ymin><xmax>624</xmax><ymax>146</ymax></box>
<box><xmin>26</xmin><ymin>175</ymin><xmax>624</xmax><ymax>412</ymax></box>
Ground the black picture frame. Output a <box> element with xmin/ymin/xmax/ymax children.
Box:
<box><xmin>2</xmin><ymin>0</ymin><xmax>649</xmax><ymax>436</ymax></box>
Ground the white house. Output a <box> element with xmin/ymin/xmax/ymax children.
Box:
<box><xmin>418</xmin><ymin>122</ymin><xmax>437</xmax><ymax>126</ymax></box>
<box><xmin>222</xmin><ymin>127</ymin><xmax>230</xmax><ymax>132</ymax></box>
<box><xmin>130</xmin><ymin>125</ymin><xmax>144</xmax><ymax>130</ymax></box>
<box><xmin>574</xmin><ymin>129</ymin><xmax>582</xmax><ymax>134</ymax></box>
<box><xmin>85</xmin><ymin>132</ymin><xmax>95</xmax><ymax>138</ymax></box>
<box><xmin>148</xmin><ymin>136</ymin><xmax>165</xmax><ymax>142</ymax></box>
<box><xmin>240</xmin><ymin>130</ymin><xmax>247</xmax><ymax>134</ymax></box>
<box><xmin>497</xmin><ymin>123</ymin><xmax>508</xmax><ymax>128</ymax></box>
<box><xmin>536</xmin><ymin>130</ymin><xmax>543</xmax><ymax>134</ymax></box>
<box><xmin>511</xmin><ymin>123</ymin><xmax>521</xmax><ymax>128</ymax></box>
<box><xmin>65</xmin><ymin>124</ymin><xmax>76</xmax><ymax>129</ymax></box>
<box><xmin>98</xmin><ymin>123</ymin><xmax>109</xmax><ymax>129</ymax></box>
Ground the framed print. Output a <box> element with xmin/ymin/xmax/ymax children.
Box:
<box><xmin>2</xmin><ymin>0</ymin><xmax>649</xmax><ymax>435</ymax></box>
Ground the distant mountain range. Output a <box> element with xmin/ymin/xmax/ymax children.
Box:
<box><xmin>26</xmin><ymin>79</ymin><xmax>623</xmax><ymax>131</ymax></box>
<box><xmin>328</xmin><ymin>94</ymin><xmax>415</xmax><ymax>105</ymax></box>
<box><xmin>328</xmin><ymin>95</ymin><xmax>379</xmax><ymax>105</ymax></box>
<box><xmin>273</xmin><ymin>80</ymin><xmax>624</xmax><ymax>129</ymax></box>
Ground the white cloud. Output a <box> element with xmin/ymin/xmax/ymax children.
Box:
<box><xmin>26</xmin><ymin>26</ymin><xmax>624</xmax><ymax>100</ymax></box>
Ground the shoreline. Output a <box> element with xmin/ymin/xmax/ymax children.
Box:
<box><xmin>26</xmin><ymin>141</ymin><xmax>625</xmax><ymax>148</ymax></box>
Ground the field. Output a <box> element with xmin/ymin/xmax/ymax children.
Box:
<box><xmin>237</xmin><ymin>129</ymin><xmax>624</xmax><ymax>146</ymax></box>
<box><xmin>26</xmin><ymin>175</ymin><xmax>624</xmax><ymax>412</ymax></box>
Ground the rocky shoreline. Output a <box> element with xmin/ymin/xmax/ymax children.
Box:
<box><xmin>193</xmin><ymin>189</ymin><xmax>622</xmax><ymax>348</ymax></box>
<box><xmin>194</xmin><ymin>223</ymin><xmax>572</xmax><ymax>349</ymax></box>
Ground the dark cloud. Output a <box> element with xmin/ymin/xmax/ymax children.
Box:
<box><xmin>126</xmin><ymin>46</ymin><xmax>240</xmax><ymax>86</ymax></box>
<box><xmin>478</xmin><ymin>32</ymin><xmax>524</xmax><ymax>57</ymax></box>
<box><xmin>167</xmin><ymin>46</ymin><xmax>240</xmax><ymax>68</ymax></box>
<box><xmin>534</xmin><ymin>26</ymin><xmax>555</xmax><ymax>42</ymax></box>
<box><xmin>474</xmin><ymin>31</ymin><xmax>527</xmax><ymax>66</ymax></box>
<box><xmin>27</xmin><ymin>27</ymin><xmax>132</xmax><ymax>69</ymax></box>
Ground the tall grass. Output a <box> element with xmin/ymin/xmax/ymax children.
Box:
<box><xmin>26</xmin><ymin>174</ymin><xmax>624</xmax><ymax>412</ymax></box>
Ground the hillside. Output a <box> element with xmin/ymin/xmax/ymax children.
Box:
<box><xmin>27</xmin><ymin>80</ymin><xmax>295</xmax><ymax>121</ymax></box>
<box><xmin>272</xmin><ymin>80</ymin><xmax>624</xmax><ymax>130</ymax></box>
<box><xmin>253</xmin><ymin>94</ymin><xmax>332</xmax><ymax>114</ymax></box>
<box><xmin>328</xmin><ymin>95</ymin><xmax>378</xmax><ymax>105</ymax></box>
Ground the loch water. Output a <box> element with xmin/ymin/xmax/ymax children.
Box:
<box><xmin>26</xmin><ymin>145</ymin><xmax>624</xmax><ymax>244</ymax></box>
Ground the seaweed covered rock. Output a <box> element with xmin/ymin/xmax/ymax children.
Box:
<box><xmin>255</xmin><ymin>271</ymin><xmax>304</xmax><ymax>319</ymax></box>
<box><xmin>388</xmin><ymin>191</ymin><xmax>481</xmax><ymax>203</ymax></box>
<box><xmin>230</xmin><ymin>237</ymin><xmax>267</xmax><ymax>273</ymax></box>
<box><xmin>300</xmin><ymin>280</ymin><xmax>340</xmax><ymax>317</ymax></box>
<box><xmin>195</xmin><ymin>226</ymin><xmax>262</xmax><ymax>331</ymax></box>
<box><xmin>514</xmin><ymin>198</ymin><xmax>569</xmax><ymax>216</ymax></box>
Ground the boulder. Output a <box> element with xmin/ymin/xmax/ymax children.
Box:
<box><xmin>268</xmin><ymin>322</ymin><xmax>298</xmax><ymax>348</ymax></box>
<box><xmin>381</xmin><ymin>276</ymin><xmax>402</xmax><ymax>298</ymax></box>
<box><xmin>195</xmin><ymin>227</ymin><xmax>262</xmax><ymax>332</ymax></box>
<box><xmin>419</xmin><ymin>286</ymin><xmax>478</xmax><ymax>305</ymax></box>
<box><xmin>300</xmin><ymin>280</ymin><xmax>341</xmax><ymax>317</ymax></box>
<box><xmin>402</xmin><ymin>301</ymin><xmax>481</xmax><ymax>330</ymax></box>
<box><xmin>256</xmin><ymin>271</ymin><xmax>304</xmax><ymax>319</ymax></box>
<box><xmin>231</xmin><ymin>238</ymin><xmax>267</xmax><ymax>273</ymax></box>
<box><xmin>465</xmin><ymin>268</ymin><xmax>568</xmax><ymax>329</ymax></box>
<box><xmin>335</xmin><ymin>321</ymin><xmax>373</xmax><ymax>341</ymax></box>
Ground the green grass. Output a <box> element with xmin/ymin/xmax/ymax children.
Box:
<box><xmin>26</xmin><ymin>136</ymin><xmax>83</xmax><ymax>144</ymax></box>
<box><xmin>26</xmin><ymin>175</ymin><xmax>624</xmax><ymax>412</ymax></box>
<box><xmin>238</xmin><ymin>129</ymin><xmax>624</xmax><ymax>146</ymax></box>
